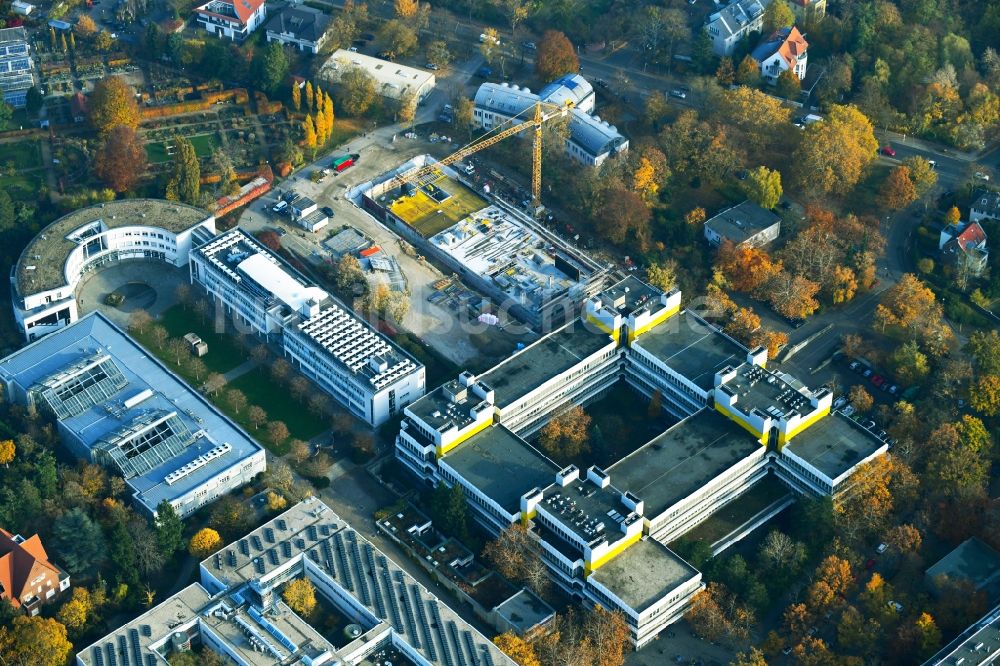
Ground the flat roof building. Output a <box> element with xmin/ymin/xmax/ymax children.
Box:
<box><xmin>396</xmin><ymin>276</ymin><xmax>886</xmax><ymax>646</ymax></box>
<box><xmin>12</xmin><ymin>199</ymin><xmax>216</xmax><ymax>341</ymax></box>
<box><xmin>926</xmin><ymin>538</ymin><xmax>1000</xmax><ymax>603</ymax></box>
<box><xmin>321</xmin><ymin>50</ymin><xmax>435</xmax><ymax>102</ymax></box>
<box><xmin>0</xmin><ymin>312</ymin><xmax>266</xmax><ymax>518</ymax></box>
<box><xmin>191</xmin><ymin>228</ymin><xmax>424</xmax><ymax>426</ymax></box>
<box><xmin>76</xmin><ymin>498</ymin><xmax>516</xmax><ymax>666</ymax></box>
<box><xmin>0</xmin><ymin>27</ymin><xmax>34</xmax><ymax>108</ymax></box>
<box><xmin>704</xmin><ymin>200</ymin><xmax>782</xmax><ymax>248</ymax></box>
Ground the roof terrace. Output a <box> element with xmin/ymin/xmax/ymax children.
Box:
<box><xmin>720</xmin><ymin>363</ymin><xmax>817</xmax><ymax>420</ymax></box>
<box><xmin>540</xmin><ymin>470</ymin><xmax>630</xmax><ymax>545</ymax></box>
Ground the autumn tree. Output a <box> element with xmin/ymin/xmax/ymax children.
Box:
<box><xmin>763</xmin><ymin>0</ymin><xmax>795</xmax><ymax>31</ymax></box>
<box><xmin>881</xmin><ymin>165</ymin><xmax>918</xmax><ymax>209</ymax></box>
<box><xmin>224</xmin><ymin>388</ymin><xmax>247</xmax><ymax>415</ymax></box>
<box><xmin>536</xmin><ymin>30</ymin><xmax>578</xmax><ymax>82</ymax></box>
<box><xmin>291</xmin><ymin>81</ymin><xmax>301</xmax><ymax>111</ymax></box>
<box><xmin>189</xmin><ymin>528</ymin><xmax>222</xmax><ymax>558</ymax></box>
<box><xmin>394</xmin><ymin>0</ymin><xmax>418</xmax><ymax>17</ymax></box>
<box><xmin>837</xmin><ymin>605</ymin><xmax>880</xmax><ymax>653</ymax></box>
<box><xmin>303</xmin><ymin>114</ymin><xmax>317</xmax><ymax>149</ymax></box>
<box><xmin>794</xmin><ymin>104</ymin><xmax>879</xmax><ymax>195</ymax></box>
<box><xmin>890</xmin><ymin>340</ymin><xmax>930</xmax><ymax>385</ymax></box>
<box><xmin>874</xmin><ymin>273</ymin><xmax>951</xmax><ymax>351</ymax></box>
<box><xmin>686</xmin><ymin>583</ymin><xmax>755</xmax><ymax>644</ymax></box>
<box><xmin>968</xmin><ymin>330</ymin><xmax>1000</xmax><ymax>375</ymax></box>
<box><xmin>57</xmin><ymin>587</ymin><xmax>92</xmax><ymax>631</ymax></box>
<box><xmin>0</xmin><ymin>440</ymin><xmax>14</xmax><ymax>467</ymax></box>
<box><xmin>732</xmin><ymin>648</ymin><xmax>767</xmax><ymax>666</ymax></box>
<box><xmin>165</xmin><ymin>136</ymin><xmax>201</xmax><ymax>205</ymax></box>
<box><xmin>725</xmin><ymin>306</ymin><xmax>762</xmax><ymax>343</ymax></box>
<box><xmin>766</xmin><ymin>271</ymin><xmax>820</xmax><ymax>319</ymax></box>
<box><xmin>806</xmin><ymin>555</ymin><xmax>853</xmax><ymax>612</ymax></box>
<box><xmin>482</xmin><ymin>524</ymin><xmax>549</xmax><ymax>595</ymax></box>
<box><xmin>0</xmin><ymin>615</ymin><xmax>73</xmax><ymax>666</ymax></box>
<box><xmin>379</xmin><ymin>19</ymin><xmax>418</xmax><ymax>56</ymax></box>
<box><xmin>493</xmin><ymin>633</ymin><xmax>540</xmax><ymax>666</ymax></box>
<box><xmin>716</xmin><ymin>57</ymin><xmax>735</xmax><ymax>85</ymax></box>
<box><xmin>715</xmin><ymin>86</ymin><xmax>792</xmax><ymax>154</ymax></box>
<box><xmin>337</xmin><ymin>67</ymin><xmax>378</xmax><ymax>116</ymax></box>
<box><xmin>304</xmin><ymin>80</ymin><xmax>314</xmax><ymax>112</ymax></box>
<box><xmin>735</xmin><ymin>56</ymin><xmax>760</xmax><ymax>85</ymax></box>
<box><xmin>775</xmin><ymin>68</ymin><xmax>801</xmax><ymax>99</ymax></box>
<box><xmin>94</xmin><ymin>124</ymin><xmax>147</xmax><ymax>193</ymax></box>
<box><xmin>743</xmin><ymin>165</ymin><xmax>782</xmax><ymax>209</ymax></box>
<box><xmin>586</xmin><ymin>606</ymin><xmax>630</xmax><ymax>666</ymax></box>
<box><xmin>903</xmin><ymin>155</ymin><xmax>938</xmax><ymax>197</ymax></box>
<box><xmin>594</xmin><ymin>187</ymin><xmax>652</xmax><ymax>252</ymax></box>
<box><xmin>268</xmin><ymin>421</ymin><xmax>290</xmax><ymax>445</ymax></box>
<box><xmin>925</xmin><ymin>415</ymin><xmax>992</xmax><ymax>500</ymax></box>
<box><xmin>89</xmin><ymin>76</ymin><xmax>139</xmax><ymax>136</ymax></box>
<box><xmin>833</xmin><ymin>456</ymin><xmax>899</xmax><ymax>543</ymax></box>
<box><xmin>758</xmin><ymin>530</ymin><xmax>807</xmax><ymax>575</ymax></box>
<box><xmin>538</xmin><ymin>406</ymin><xmax>591</xmax><ymax>461</ymax></box>
<box><xmin>849</xmin><ymin>385</ymin><xmax>873</xmax><ymax>413</ymax></box>
<box><xmin>283</xmin><ymin>578</ymin><xmax>317</xmax><ymax>616</ymax></box>
<box><xmin>77</xmin><ymin>14</ymin><xmax>98</xmax><ymax>36</ymax></box>
<box><xmin>715</xmin><ymin>241</ymin><xmax>782</xmax><ymax>294</ymax></box>
<box><xmin>645</xmin><ymin>260</ymin><xmax>677</xmax><ymax>292</ymax></box>
<box><xmin>970</xmin><ymin>374</ymin><xmax>1000</xmax><ymax>416</ymax></box>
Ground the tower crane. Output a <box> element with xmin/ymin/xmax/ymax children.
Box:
<box><xmin>389</xmin><ymin>99</ymin><xmax>574</xmax><ymax>210</ymax></box>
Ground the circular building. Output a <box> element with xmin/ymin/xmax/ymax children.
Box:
<box><xmin>12</xmin><ymin>199</ymin><xmax>216</xmax><ymax>341</ymax></box>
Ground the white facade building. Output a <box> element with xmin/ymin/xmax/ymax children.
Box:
<box><xmin>705</xmin><ymin>0</ymin><xmax>771</xmax><ymax>57</ymax></box>
<box><xmin>11</xmin><ymin>199</ymin><xmax>216</xmax><ymax>342</ymax></box>
<box><xmin>190</xmin><ymin>228</ymin><xmax>425</xmax><ymax>426</ymax></box>
<box><xmin>396</xmin><ymin>276</ymin><xmax>887</xmax><ymax>646</ymax></box>
<box><xmin>194</xmin><ymin>0</ymin><xmax>267</xmax><ymax>41</ymax></box>
<box><xmin>76</xmin><ymin>498</ymin><xmax>516</xmax><ymax>666</ymax></box>
<box><xmin>0</xmin><ymin>312</ymin><xmax>266</xmax><ymax>518</ymax></box>
<box><xmin>751</xmin><ymin>26</ymin><xmax>809</xmax><ymax>84</ymax></box>
<box><xmin>265</xmin><ymin>5</ymin><xmax>330</xmax><ymax>54</ymax></box>
<box><xmin>320</xmin><ymin>50</ymin><xmax>436</xmax><ymax>102</ymax></box>
<box><xmin>473</xmin><ymin>74</ymin><xmax>629</xmax><ymax>167</ymax></box>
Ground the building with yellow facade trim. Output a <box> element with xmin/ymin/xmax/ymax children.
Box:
<box><xmin>395</xmin><ymin>276</ymin><xmax>887</xmax><ymax>648</ymax></box>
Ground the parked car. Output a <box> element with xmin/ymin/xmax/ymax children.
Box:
<box><xmin>521</xmin><ymin>40</ymin><xmax>536</xmax><ymax>50</ymax></box>
<box><xmin>425</xmin><ymin>62</ymin><xmax>440</xmax><ymax>70</ymax></box>
<box><xmin>475</xmin><ymin>66</ymin><xmax>493</xmax><ymax>78</ymax></box>
<box><xmin>872</xmin><ymin>375</ymin><xmax>885</xmax><ymax>387</ymax></box>
<box><xmin>880</xmin><ymin>145</ymin><xmax>896</xmax><ymax>157</ymax></box>
<box><xmin>849</xmin><ymin>360</ymin><xmax>861</xmax><ymax>371</ymax></box>
<box><xmin>275</xmin><ymin>227</ymin><xmax>287</xmax><ymax>236</ymax></box>
<box><xmin>841</xmin><ymin>405</ymin><xmax>856</xmax><ymax>417</ymax></box>
<box><xmin>833</xmin><ymin>396</ymin><xmax>848</xmax><ymax>409</ymax></box>
<box><xmin>888</xmin><ymin>384</ymin><xmax>899</xmax><ymax>395</ymax></box>
<box><xmin>669</xmin><ymin>89</ymin><xmax>687</xmax><ymax>99</ymax></box>
<box><xmin>272</xmin><ymin>201</ymin><xmax>289</xmax><ymax>214</ymax></box>
<box><xmin>877</xmin><ymin>543</ymin><xmax>888</xmax><ymax>553</ymax></box>
<box><xmin>975</xmin><ymin>171</ymin><xmax>991</xmax><ymax>181</ymax></box>
<box><xmin>863</xmin><ymin>368</ymin><xmax>874</xmax><ymax>378</ymax></box>
<box><xmin>479</xmin><ymin>32</ymin><xmax>500</xmax><ymax>44</ymax></box>
<box><xmin>321</xmin><ymin>207</ymin><xmax>334</xmax><ymax>218</ymax></box>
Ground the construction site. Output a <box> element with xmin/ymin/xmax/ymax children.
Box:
<box><xmin>354</xmin><ymin>155</ymin><xmax>608</xmax><ymax>329</ymax></box>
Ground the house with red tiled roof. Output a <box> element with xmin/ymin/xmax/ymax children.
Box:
<box><xmin>940</xmin><ymin>220</ymin><xmax>989</xmax><ymax>276</ymax></box>
<box><xmin>0</xmin><ymin>528</ymin><xmax>70</xmax><ymax>615</ymax></box>
<box><xmin>194</xmin><ymin>0</ymin><xmax>266</xmax><ymax>42</ymax></box>
<box><xmin>751</xmin><ymin>26</ymin><xmax>809</xmax><ymax>85</ymax></box>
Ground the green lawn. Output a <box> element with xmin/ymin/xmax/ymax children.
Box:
<box><xmin>0</xmin><ymin>174</ymin><xmax>43</xmax><ymax>201</ymax></box>
<box><xmin>673</xmin><ymin>476</ymin><xmax>791</xmax><ymax>548</ymax></box>
<box><xmin>227</xmin><ymin>367</ymin><xmax>329</xmax><ymax>450</ymax></box>
<box><xmin>0</xmin><ymin>141</ymin><xmax>43</xmax><ymax>170</ymax></box>
<box><xmin>133</xmin><ymin>304</ymin><xmax>247</xmax><ymax>375</ymax></box>
<box><xmin>146</xmin><ymin>133</ymin><xmax>220</xmax><ymax>164</ymax></box>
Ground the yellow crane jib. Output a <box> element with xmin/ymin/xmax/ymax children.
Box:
<box><xmin>390</xmin><ymin>100</ymin><xmax>573</xmax><ymax>210</ymax></box>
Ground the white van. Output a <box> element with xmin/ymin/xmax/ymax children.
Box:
<box><xmin>272</xmin><ymin>201</ymin><xmax>289</xmax><ymax>214</ymax></box>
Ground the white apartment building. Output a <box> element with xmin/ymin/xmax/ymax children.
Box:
<box><xmin>396</xmin><ymin>276</ymin><xmax>887</xmax><ymax>646</ymax></box>
<box><xmin>11</xmin><ymin>199</ymin><xmax>216</xmax><ymax>342</ymax></box>
<box><xmin>190</xmin><ymin>228</ymin><xmax>424</xmax><ymax>426</ymax></box>
<box><xmin>194</xmin><ymin>0</ymin><xmax>267</xmax><ymax>41</ymax></box>
<box><xmin>706</xmin><ymin>0</ymin><xmax>772</xmax><ymax>57</ymax></box>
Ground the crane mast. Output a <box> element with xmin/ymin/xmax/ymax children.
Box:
<box><xmin>390</xmin><ymin>100</ymin><xmax>571</xmax><ymax>210</ymax></box>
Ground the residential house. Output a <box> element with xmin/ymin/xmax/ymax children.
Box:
<box><xmin>705</xmin><ymin>0</ymin><xmax>772</xmax><ymax>57</ymax></box>
<box><xmin>704</xmin><ymin>200</ymin><xmax>782</xmax><ymax>247</ymax></box>
<box><xmin>969</xmin><ymin>188</ymin><xmax>1000</xmax><ymax>224</ymax></box>
<box><xmin>789</xmin><ymin>0</ymin><xmax>825</xmax><ymax>19</ymax></box>
<box><xmin>0</xmin><ymin>528</ymin><xmax>70</xmax><ymax>615</ymax></box>
<box><xmin>194</xmin><ymin>0</ymin><xmax>267</xmax><ymax>41</ymax></box>
<box><xmin>751</xmin><ymin>26</ymin><xmax>808</xmax><ymax>84</ymax></box>
<box><xmin>265</xmin><ymin>5</ymin><xmax>330</xmax><ymax>54</ymax></box>
<box><xmin>939</xmin><ymin>220</ymin><xmax>989</xmax><ymax>277</ymax></box>
<box><xmin>0</xmin><ymin>27</ymin><xmax>35</xmax><ymax>108</ymax></box>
